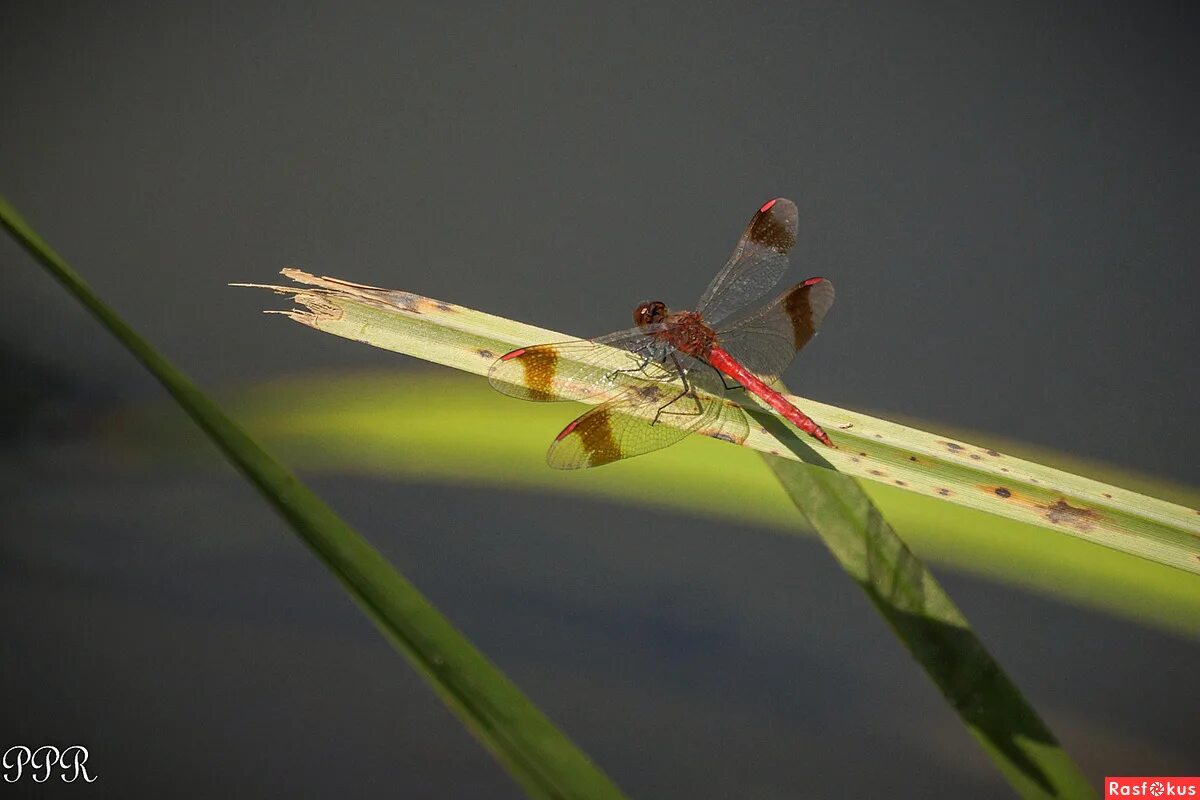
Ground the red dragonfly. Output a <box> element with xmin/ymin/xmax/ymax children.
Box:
<box><xmin>489</xmin><ymin>198</ymin><xmax>835</xmax><ymax>469</ymax></box>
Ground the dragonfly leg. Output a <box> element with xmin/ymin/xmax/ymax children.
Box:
<box><xmin>718</xmin><ymin>373</ymin><xmax>744</xmax><ymax>391</ymax></box>
<box><xmin>651</xmin><ymin>355</ymin><xmax>705</xmax><ymax>425</ymax></box>
<box><xmin>604</xmin><ymin>345</ymin><xmax>657</xmax><ymax>383</ymax></box>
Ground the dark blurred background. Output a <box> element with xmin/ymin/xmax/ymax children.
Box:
<box><xmin>2</xmin><ymin>2</ymin><xmax>1197</xmax><ymax>797</ymax></box>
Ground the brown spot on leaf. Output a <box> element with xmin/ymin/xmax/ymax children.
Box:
<box><xmin>986</xmin><ymin>449</ymin><xmax>1000</xmax><ymax>457</ymax></box>
<box><xmin>938</xmin><ymin>488</ymin><xmax>951</xmax><ymax>496</ymax></box>
<box><xmin>713</xmin><ymin>432</ymin><xmax>738</xmax><ymax>443</ymax></box>
<box><xmin>994</xmin><ymin>487</ymin><xmax>1012</xmax><ymax>498</ymax></box>
<box><xmin>387</xmin><ymin>291</ymin><xmax>424</xmax><ymax>313</ymax></box>
<box><xmin>909</xmin><ymin>455</ymin><xmax>918</xmax><ymax>462</ymax></box>
<box><xmin>869</xmin><ymin>469</ymin><xmax>885</xmax><ymax>477</ymax></box>
<box><xmin>435</xmin><ymin>301</ymin><xmax>454</xmax><ymax>312</ymax></box>
<box><xmin>894</xmin><ymin>480</ymin><xmax>907</xmax><ymax>487</ymax></box>
<box><xmin>1042</xmin><ymin>499</ymin><xmax>1099</xmax><ymax>531</ymax></box>
<box><xmin>1000</xmin><ymin>467</ymin><xmax>1009</xmax><ymax>473</ymax></box>
<box><xmin>970</xmin><ymin>454</ymin><xmax>982</xmax><ymax>460</ymax></box>
<box><xmin>873</xmin><ymin>434</ymin><xmax>883</xmax><ymax>439</ymax></box>
<box><xmin>838</xmin><ymin>423</ymin><xmax>854</xmax><ymax>429</ymax></box>
<box><xmin>1103</xmin><ymin>493</ymin><xmax>1112</xmax><ymax>499</ymax></box>
<box><xmin>636</xmin><ymin>385</ymin><xmax>661</xmax><ymax>402</ymax></box>
<box><xmin>944</xmin><ymin>441</ymin><xmax>965</xmax><ymax>451</ymax></box>
<box><xmin>478</xmin><ymin>348</ymin><xmax>494</xmax><ymax>359</ymax></box>
<box><xmin>851</xmin><ymin>457</ymin><xmax>861</xmax><ymax>463</ymax></box>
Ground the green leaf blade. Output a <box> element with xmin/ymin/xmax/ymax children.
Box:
<box><xmin>760</xmin><ymin>440</ymin><xmax>1094</xmax><ymax>798</ymax></box>
<box><xmin>238</xmin><ymin>269</ymin><xmax>1200</xmax><ymax>576</ymax></box>
<box><xmin>1</xmin><ymin>194</ymin><xmax>629</xmax><ymax>800</ymax></box>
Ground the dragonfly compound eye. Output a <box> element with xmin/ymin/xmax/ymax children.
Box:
<box><xmin>633</xmin><ymin>301</ymin><xmax>667</xmax><ymax>326</ymax></box>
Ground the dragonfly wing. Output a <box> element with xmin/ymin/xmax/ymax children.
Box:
<box><xmin>714</xmin><ymin>277</ymin><xmax>835</xmax><ymax>382</ymax></box>
<box><xmin>695</xmin><ymin>198</ymin><xmax>799</xmax><ymax>325</ymax></box>
<box><xmin>546</xmin><ymin>357</ymin><xmax>748</xmax><ymax>469</ymax></box>
<box><xmin>488</xmin><ymin>325</ymin><xmax>667</xmax><ymax>403</ymax></box>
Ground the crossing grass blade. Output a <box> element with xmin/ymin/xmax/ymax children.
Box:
<box><xmin>236</xmin><ymin>269</ymin><xmax>1200</xmax><ymax>577</ymax></box>
<box><xmin>0</xmin><ymin>194</ymin><xmax>630</xmax><ymax>800</ymax></box>
<box><xmin>754</xmin><ymin>399</ymin><xmax>1093</xmax><ymax>798</ymax></box>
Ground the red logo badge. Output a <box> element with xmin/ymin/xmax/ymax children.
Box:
<box><xmin>1106</xmin><ymin>778</ymin><xmax>1200</xmax><ymax>798</ymax></box>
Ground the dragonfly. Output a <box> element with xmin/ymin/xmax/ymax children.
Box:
<box><xmin>489</xmin><ymin>198</ymin><xmax>835</xmax><ymax>469</ymax></box>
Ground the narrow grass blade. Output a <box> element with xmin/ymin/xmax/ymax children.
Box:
<box><xmin>236</xmin><ymin>269</ymin><xmax>1200</xmax><ymax>576</ymax></box>
<box><xmin>755</xmin><ymin>400</ymin><xmax>1093</xmax><ymax>798</ymax></box>
<box><xmin>0</xmin><ymin>194</ymin><xmax>629</xmax><ymax>800</ymax></box>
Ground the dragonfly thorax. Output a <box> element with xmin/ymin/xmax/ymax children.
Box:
<box><xmin>662</xmin><ymin>310</ymin><xmax>717</xmax><ymax>360</ymax></box>
<box><xmin>634</xmin><ymin>302</ymin><xmax>715</xmax><ymax>360</ymax></box>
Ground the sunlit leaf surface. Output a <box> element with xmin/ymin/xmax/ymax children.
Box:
<box><xmin>238</xmin><ymin>270</ymin><xmax>1200</xmax><ymax>577</ymax></box>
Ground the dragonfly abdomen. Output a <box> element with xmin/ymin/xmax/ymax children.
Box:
<box><xmin>707</xmin><ymin>345</ymin><xmax>834</xmax><ymax>448</ymax></box>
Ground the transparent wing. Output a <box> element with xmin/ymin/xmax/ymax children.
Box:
<box><xmin>695</xmin><ymin>198</ymin><xmax>799</xmax><ymax>325</ymax></box>
<box><xmin>714</xmin><ymin>277</ymin><xmax>835</xmax><ymax>382</ymax></box>
<box><xmin>546</xmin><ymin>356</ymin><xmax>748</xmax><ymax>469</ymax></box>
<box><xmin>487</xmin><ymin>324</ymin><xmax>668</xmax><ymax>403</ymax></box>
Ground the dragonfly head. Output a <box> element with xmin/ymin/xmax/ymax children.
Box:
<box><xmin>633</xmin><ymin>300</ymin><xmax>668</xmax><ymax>327</ymax></box>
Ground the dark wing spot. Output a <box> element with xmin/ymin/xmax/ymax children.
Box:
<box><xmin>520</xmin><ymin>347</ymin><xmax>559</xmax><ymax>401</ymax></box>
<box><xmin>748</xmin><ymin>199</ymin><xmax>797</xmax><ymax>253</ymax></box>
<box><xmin>561</xmin><ymin>411</ymin><xmax>622</xmax><ymax>466</ymax></box>
<box><xmin>780</xmin><ymin>281</ymin><xmax>824</xmax><ymax>349</ymax></box>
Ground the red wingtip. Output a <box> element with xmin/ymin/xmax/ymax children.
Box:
<box><xmin>759</xmin><ymin>198</ymin><xmax>778</xmax><ymax>213</ymax></box>
<box><xmin>500</xmin><ymin>348</ymin><xmax>526</xmax><ymax>360</ymax></box>
<box><xmin>801</xmin><ymin>276</ymin><xmax>826</xmax><ymax>286</ymax></box>
<box><xmin>555</xmin><ymin>418</ymin><xmax>580</xmax><ymax>441</ymax></box>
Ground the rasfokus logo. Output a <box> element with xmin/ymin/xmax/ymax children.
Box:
<box><xmin>1106</xmin><ymin>777</ymin><xmax>1199</xmax><ymax>798</ymax></box>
